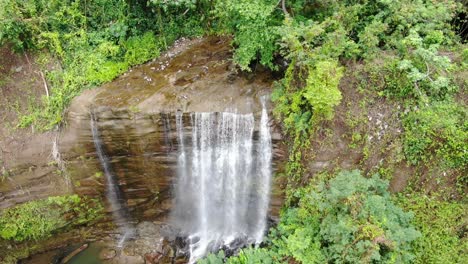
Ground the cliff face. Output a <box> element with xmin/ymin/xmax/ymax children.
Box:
<box><xmin>0</xmin><ymin>37</ymin><xmax>286</xmax><ymax>224</ymax></box>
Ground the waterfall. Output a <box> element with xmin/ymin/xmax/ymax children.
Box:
<box><xmin>172</xmin><ymin>101</ymin><xmax>272</xmax><ymax>262</ymax></box>
<box><xmin>253</xmin><ymin>97</ymin><xmax>272</xmax><ymax>242</ymax></box>
<box><xmin>90</xmin><ymin>112</ymin><xmax>134</xmax><ymax>247</ymax></box>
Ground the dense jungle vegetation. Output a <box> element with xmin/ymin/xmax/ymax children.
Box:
<box><xmin>0</xmin><ymin>0</ymin><xmax>467</xmax><ymax>263</ymax></box>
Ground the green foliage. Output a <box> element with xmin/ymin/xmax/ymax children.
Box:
<box><xmin>123</xmin><ymin>32</ymin><xmax>160</xmax><ymax>66</ymax></box>
<box><xmin>271</xmin><ymin>58</ymin><xmax>343</xmax><ymax>183</ymax></box>
<box><xmin>268</xmin><ymin>0</ymin><xmax>464</xmax><ymax>189</ymax></box>
<box><xmin>201</xmin><ymin>248</ymin><xmax>277</xmax><ymax>264</ymax></box>
<box><xmin>272</xmin><ymin>171</ymin><xmax>420</xmax><ymax>263</ymax></box>
<box><xmin>365</xmin><ymin>58</ymin><xmax>414</xmax><ymax>98</ymax></box>
<box><xmin>272</xmin><ymin>12</ymin><xmax>352</xmax><ymax>135</ymax></box>
<box><xmin>355</xmin><ymin>1</ymin><xmax>461</xmax><ymax>101</ymax></box>
<box><xmin>0</xmin><ymin>0</ymin><xmax>162</xmax><ymax>51</ymax></box>
<box><xmin>226</xmin><ymin>247</ymin><xmax>276</xmax><ymax>264</ymax></box>
<box><xmin>148</xmin><ymin>0</ymin><xmax>209</xmax><ymax>39</ymax></box>
<box><xmin>273</xmin><ymin>0</ymin><xmax>461</xmax><ymax>129</ymax></box>
<box><xmin>199</xmin><ymin>250</ymin><xmax>225</xmax><ymax>264</ymax></box>
<box><xmin>462</xmin><ymin>48</ymin><xmax>468</xmax><ymax>65</ymax></box>
<box><xmin>403</xmin><ymin>100</ymin><xmax>467</xmax><ymax>170</ymax></box>
<box><xmin>150</xmin><ymin>0</ymin><xmax>198</xmax><ymax>11</ymax></box>
<box><xmin>273</xmin><ymin>0</ymin><xmax>459</xmax><ymax>67</ymax></box>
<box><xmin>0</xmin><ymin>0</ymin><xmax>210</xmax><ymax>130</ymax></box>
<box><xmin>397</xmin><ymin>194</ymin><xmax>467</xmax><ymax>264</ymax></box>
<box><xmin>272</xmin><ymin>59</ymin><xmax>343</xmax><ymax>134</ymax></box>
<box><xmin>0</xmin><ymin>0</ymin><xmax>82</xmax><ymax>52</ymax></box>
<box><xmin>214</xmin><ymin>0</ymin><xmax>280</xmax><ymax>71</ymax></box>
<box><xmin>303</xmin><ymin>60</ymin><xmax>343</xmax><ymax>120</ymax></box>
<box><xmin>0</xmin><ymin>195</ymin><xmax>103</xmax><ymax>242</ymax></box>
<box><xmin>395</xmin><ymin>32</ymin><xmax>457</xmax><ymax>101</ymax></box>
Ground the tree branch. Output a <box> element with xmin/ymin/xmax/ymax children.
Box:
<box><xmin>37</xmin><ymin>71</ymin><xmax>49</xmax><ymax>97</ymax></box>
<box><xmin>281</xmin><ymin>0</ymin><xmax>289</xmax><ymax>15</ymax></box>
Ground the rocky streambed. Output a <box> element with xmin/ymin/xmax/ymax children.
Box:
<box><xmin>1</xmin><ymin>37</ymin><xmax>286</xmax><ymax>263</ymax></box>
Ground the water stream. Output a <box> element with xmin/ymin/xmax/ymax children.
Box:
<box><xmin>172</xmin><ymin>100</ymin><xmax>273</xmax><ymax>262</ymax></box>
<box><xmin>90</xmin><ymin>112</ymin><xmax>134</xmax><ymax>247</ymax></box>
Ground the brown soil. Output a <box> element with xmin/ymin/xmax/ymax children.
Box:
<box><xmin>1</xmin><ymin>44</ymin><xmax>44</xmax><ymax>155</ymax></box>
<box><xmin>0</xmin><ymin>45</ymin><xmax>66</xmax><ymax>207</ymax></box>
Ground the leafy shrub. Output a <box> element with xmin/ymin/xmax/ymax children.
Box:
<box><xmin>403</xmin><ymin>100</ymin><xmax>467</xmax><ymax>170</ymax></box>
<box><xmin>214</xmin><ymin>0</ymin><xmax>280</xmax><ymax>71</ymax></box>
<box><xmin>0</xmin><ymin>195</ymin><xmax>103</xmax><ymax>242</ymax></box>
<box><xmin>267</xmin><ymin>1</ymin><xmax>464</xmax><ymax>189</ymax></box>
<box><xmin>272</xmin><ymin>0</ymin><xmax>461</xmax><ymax>133</ymax></box>
<box><xmin>396</xmin><ymin>32</ymin><xmax>457</xmax><ymax>101</ymax></box>
<box><xmin>201</xmin><ymin>248</ymin><xmax>276</xmax><ymax>264</ymax></box>
<box><xmin>0</xmin><ymin>0</ymin><xmax>83</xmax><ymax>51</ymax></box>
<box><xmin>365</xmin><ymin>58</ymin><xmax>415</xmax><ymax>98</ymax></box>
<box><xmin>303</xmin><ymin>60</ymin><xmax>343</xmax><ymax>121</ymax></box>
<box><xmin>272</xmin><ymin>170</ymin><xmax>420</xmax><ymax>263</ymax></box>
<box><xmin>463</xmin><ymin>48</ymin><xmax>468</xmax><ymax>65</ymax></box>
<box><xmin>123</xmin><ymin>32</ymin><xmax>160</xmax><ymax>66</ymax></box>
<box><xmin>272</xmin><ymin>59</ymin><xmax>343</xmax><ymax>133</ymax></box>
<box><xmin>149</xmin><ymin>0</ymin><xmax>198</xmax><ymax>11</ymax></box>
<box><xmin>229</xmin><ymin>247</ymin><xmax>276</xmax><ymax>264</ymax></box>
<box><xmin>397</xmin><ymin>194</ymin><xmax>467</xmax><ymax>264</ymax></box>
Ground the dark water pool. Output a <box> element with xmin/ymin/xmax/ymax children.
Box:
<box><xmin>66</xmin><ymin>243</ymin><xmax>104</xmax><ymax>264</ymax></box>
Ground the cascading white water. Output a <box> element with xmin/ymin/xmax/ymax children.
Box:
<box><xmin>90</xmin><ymin>112</ymin><xmax>134</xmax><ymax>247</ymax></box>
<box><xmin>253</xmin><ymin>98</ymin><xmax>273</xmax><ymax>242</ymax></box>
<box><xmin>172</xmin><ymin>101</ymin><xmax>272</xmax><ymax>263</ymax></box>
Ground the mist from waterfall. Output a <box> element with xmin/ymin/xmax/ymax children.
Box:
<box><xmin>172</xmin><ymin>101</ymin><xmax>273</xmax><ymax>262</ymax></box>
<box><xmin>90</xmin><ymin>112</ymin><xmax>134</xmax><ymax>247</ymax></box>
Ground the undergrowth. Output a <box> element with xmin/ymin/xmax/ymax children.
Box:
<box><xmin>0</xmin><ymin>0</ymin><xmax>209</xmax><ymax>130</ymax></box>
<box><xmin>396</xmin><ymin>193</ymin><xmax>467</xmax><ymax>264</ymax></box>
<box><xmin>0</xmin><ymin>194</ymin><xmax>103</xmax><ymax>242</ymax></box>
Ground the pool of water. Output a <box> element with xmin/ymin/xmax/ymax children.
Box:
<box><xmin>67</xmin><ymin>243</ymin><xmax>104</xmax><ymax>264</ymax></box>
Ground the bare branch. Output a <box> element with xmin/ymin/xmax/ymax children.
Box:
<box><xmin>37</xmin><ymin>71</ymin><xmax>49</xmax><ymax>97</ymax></box>
<box><xmin>282</xmin><ymin>0</ymin><xmax>289</xmax><ymax>15</ymax></box>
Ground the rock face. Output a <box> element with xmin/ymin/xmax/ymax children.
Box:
<box><xmin>0</xmin><ymin>44</ymin><xmax>67</xmax><ymax>210</ymax></box>
<box><xmin>53</xmin><ymin>36</ymin><xmax>285</xmax><ymax>228</ymax></box>
<box><xmin>0</xmin><ymin>131</ymin><xmax>68</xmax><ymax>209</ymax></box>
<box><xmin>64</xmin><ymin>111</ymin><xmax>284</xmax><ymax>223</ymax></box>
